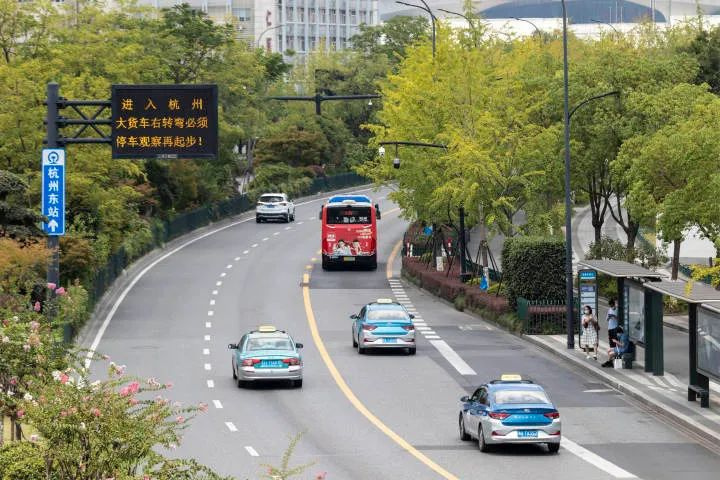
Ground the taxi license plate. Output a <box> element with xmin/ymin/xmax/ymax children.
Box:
<box><xmin>258</xmin><ymin>360</ymin><xmax>283</xmax><ymax>368</ymax></box>
<box><xmin>383</xmin><ymin>338</ymin><xmax>396</xmax><ymax>343</ymax></box>
<box><xmin>517</xmin><ymin>430</ymin><xmax>538</xmax><ymax>438</ymax></box>
<box><xmin>343</xmin><ymin>256</ymin><xmax>355</xmax><ymax>262</ymax></box>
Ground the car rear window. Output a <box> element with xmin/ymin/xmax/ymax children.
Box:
<box><xmin>260</xmin><ymin>195</ymin><xmax>284</xmax><ymax>203</ymax></box>
<box><xmin>246</xmin><ymin>338</ymin><xmax>292</xmax><ymax>351</ymax></box>
<box><xmin>492</xmin><ymin>390</ymin><xmax>550</xmax><ymax>405</ymax></box>
<box><xmin>326</xmin><ymin>206</ymin><xmax>371</xmax><ymax>224</ymax></box>
<box><xmin>367</xmin><ymin>309</ymin><xmax>408</xmax><ymax>321</ymax></box>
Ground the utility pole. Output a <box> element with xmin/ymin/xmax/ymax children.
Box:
<box><xmin>45</xmin><ymin>83</ymin><xmax>60</xmax><ymax>300</ymax></box>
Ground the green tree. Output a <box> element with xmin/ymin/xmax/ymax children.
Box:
<box><xmin>350</xmin><ymin>15</ymin><xmax>430</xmax><ymax>67</ymax></box>
<box><xmin>0</xmin><ymin>170</ymin><xmax>43</xmax><ymax>242</ymax></box>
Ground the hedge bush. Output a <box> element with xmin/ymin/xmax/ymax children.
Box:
<box><xmin>502</xmin><ymin>236</ymin><xmax>565</xmax><ymax>309</ymax></box>
<box><xmin>0</xmin><ymin>442</ymin><xmax>44</xmax><ymax>480</ymax></box>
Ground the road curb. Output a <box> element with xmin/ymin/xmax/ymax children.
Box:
<box><xmin>522</xmin><ymin>334</ymin><xmax>720</xmax><ymax>446</ymax></box>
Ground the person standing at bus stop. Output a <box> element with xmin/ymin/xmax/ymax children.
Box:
<box><xmin>606</xmin><ymin>299</ymin><xmax>619</xmax><ymax>347</ymax></box>
<box><xmin>580</xmin><ymin>306</ymin><xmax>600</xmax><ymax>360</ymax></box>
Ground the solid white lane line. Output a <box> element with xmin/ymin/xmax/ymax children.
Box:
<box><xmin>429</xmin><ymin>340</ymin><xmax>477</xmax><ymax>376</ymax></box>
<box><xmin>210</xmin><ymin>299</ymin><xmax>215</xmax><ymax>306</ymax></box>
<box><xmin>244</xmin><ymin>446</ymin><xmax>259</xmax><ymax>457</ymax></box>
<box><xmin>213</xmin><ymin>400</ymin><xmax>223</xmax><ymax>409</ymax></box>
<box><xmin>424</xmin><ymin>335</ymin><xmax>441</xmax><ymax>339</ymax></box>
<box><xmin>205</xmin><ymin>322</ymin><xmax>212</xmax><ymax>328</ymax></box>
<box><xmin>243</xmin><ymin>250</ymin><xmax>249</xmax><ymax>254</ymax></box>
<box><xmin>220</xmin><ymin>272</ymin><xmax>227</xmax><ymax>277</ymax></box>
<box><xmin>204</xmin><ymin>335</ymin><xmax>211</xmax><ymax>341</ymax></box>
<box><xmin>204</xmin><ymin>363</ymin><xmax>212</xmax><ymax>370</ymax></box>
<box><xmin>207</xmin><ymin>380</ymin><xmax>215</xmax><ymax>388</ymax></box>
<box><xmin>216</xmin><ymin>281</ymin><xmax>222</xmax><ymax>286</ymax></box>
<box><xmin>225</xmin><ymin>422</ymin><xmax>238</xmax><ymax>432</ymax></box>
<box><xmin>203</xmin><ymin>348</ymin><xmax>210</xmax><ymax>355</ymax></box>
<box><xmin>561</xmin><ymin>437</ymin><xmax>637</xmax><ymax>478</ymax></box>
<box><xmin>207</xmin><ymin>311</ymin><xmax>214</xmax><ymax>316</ymax></box>
<box><xmin>252</xmin><ymin>243</ymin><xmax>258</xmax><ymax>248</ymax></box>
<box><xmin>212</xmin><ymin>290</ymin><xmax>218</xmax><ymax>295</ymax></box>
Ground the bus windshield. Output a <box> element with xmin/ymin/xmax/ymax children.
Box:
<box><xmin>326</xmin><ymin>206</ymin><xmax>371</xmax><ymax>225</ymax></box>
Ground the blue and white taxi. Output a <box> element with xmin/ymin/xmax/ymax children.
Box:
<box><xmin>459</xmin><ymin>375</ymin><xmax>561</xmax><ymax>453</ymax></box>
<box><xmin>228</xmin><ymin>326</ymin><xmax>303</xmax><ymax>388</ymax></box>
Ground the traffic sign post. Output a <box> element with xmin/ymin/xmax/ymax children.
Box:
<box><xmin>41</xmin><ymin>149</ymin><xmax>66</xmax><ymax>236</ymax></box>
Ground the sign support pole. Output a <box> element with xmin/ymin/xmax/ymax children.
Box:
<box><xmin>45</xmin><ymin>83</ymin><xmax>61</xmax><ymax>300</ymax></box>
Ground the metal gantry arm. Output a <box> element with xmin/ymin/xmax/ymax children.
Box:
<box><xmin>438</xmin><ymin>9</ymin><xmax>474</xmax><ymax>29</ymax></box>
<box><xmin>267</xmin><ymin>93</ymin><xmax>381</xmax><ymax>115</ymax></box>
<box><xmin>591</xmin><ymin>19</ymin><xmax>620</xmax><ymax>35</ymax></box>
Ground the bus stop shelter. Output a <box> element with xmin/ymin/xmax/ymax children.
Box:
<box><xmin>643</xmin><ymin>280</ymin><xmax>720</xmax><ymax>408</ymax></box>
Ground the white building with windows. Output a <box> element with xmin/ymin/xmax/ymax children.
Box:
<box><xmin>140</xmin><ymin>0</ymin><xmax>378</xmax><ymax>57</ymax></box>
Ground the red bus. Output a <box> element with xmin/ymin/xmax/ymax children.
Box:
<box><xmin>320</xmin><ymin>195</ymin><xmax>380</xmax><ymax>270</ymax></box>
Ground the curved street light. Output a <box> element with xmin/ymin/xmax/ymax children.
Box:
<box><xmin>396</xmin><ymin>0</ymin><xmax>437</xmax><ymax>57</ymax></box>
<box><xmin>591</xmin><ymin>19</ymin><xmax>620</xmax><ymax>35</ymax></box>
<box><xmin>438</xmin><ymin>8</ymin><xmax>474</xmax><ymax>29</ymax></box>
<box><xmin>512</xmin><ymin>17</ymin><xmax>542</xmax><ymax>36</ymax></box>
<box><xmin>256</xmin><ymin>24</ymin><xmax>286</xmax><ymax>49</ymax></box>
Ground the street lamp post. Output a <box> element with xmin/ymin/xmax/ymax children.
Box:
<box><xmin>396</xmin><ymin>0</ymin><xmax>436</xmax><ymax>57</ymax></box>
<box><xmin>438</xmin><ymin>9</ymin><xmax>474</xmax><ymax>29</ymax></box>
<box><xmin>256</xmin><ymin>24</ymin><xmax>286</xmax><ymax>49</ymax></box>
<box><xmin>562</xmin><ymin>0</ymin><xmax>573</xmax><ymax>349</ymax></box>
<box><xmin>590</xmin><ymin>19</ymin><xmax>620</xmax><ymax>35</ymax></box>
<box><xmin>267</xmin><ymin>94</ymin><xmax>380</xmax><ymax>115</ymax></box>
<box><xmin>512</xmin><ymin>17</ymin><xmax>542</xmax><ymax>36</ymax></box>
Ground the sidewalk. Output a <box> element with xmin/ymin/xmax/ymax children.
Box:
<box><xmin>525</xmin><ymin>333</ymin><xmax>720</xmax><ymax>448</ymax></box>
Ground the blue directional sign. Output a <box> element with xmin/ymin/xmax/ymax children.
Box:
<box><xmin>41</xmin><ymin>148</ymin><xmax>65</xmax><ymax>236</ymax></box>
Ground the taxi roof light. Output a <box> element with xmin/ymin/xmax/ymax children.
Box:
<box><xmin>376</xmin><ymin>298</ymin><xmax>394</xmax><ymax>304</ymax></box>
<box><xmin>257</xmin><ymin>325</ymin><xmax>277</xmax><ymax>333</ymax></box>
<box><xmin>500</xmin><ymin>374</ymin><xmax>522</xmax><ymax>381</ymax></box>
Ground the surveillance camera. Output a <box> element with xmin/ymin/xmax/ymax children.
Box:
<box><xmin>393</xmin><ymin>157</ymin><xmax>400</xmax><ymax>169</ymax></box>
<box><xmin>378</xmin><ymin>146</ymin><xmax>385</xmax><ymax>157</ymax></box>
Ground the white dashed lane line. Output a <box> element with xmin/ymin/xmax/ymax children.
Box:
<box><xmin>297</xmin><ymin>221</ymin><xmax>304</xmax><ymax>225</ymax></box>
<box><xmin>210</xmin><ymin>299</ymin><xmax>215</xmax><ymax>306</ymax></box>
<box><xmin>220</xmin><ymin>272</ymin><xmax>227</xmax><ymax>277</ymax></box>
<box><xmin>208</xmin><ymin>311</ymin><xmax>214</xmax><ymax>316</ymax></box>
<box><xmin>213</xmin><ymin>400</ymin><xmax>223</xmax><ymax>409</ymax></box>
<box><xmin>207</xmin><ymin>380</ymin><xmax>215</xmax><ymax>388</ymax></box>
<box><xmin>203</xmin><ymin>348</ymin><xmax>210</xmax><ymax>355</ymax></box>
<box><xmin>227</xmin><ymin>264</ymin><xmax>233</xmax><ymax>268</ymax></box>
<box><xmin>273</xmin><ymin>232</ymin><xmax>280</xmax><ymax>236</ymax></box>
<box><xmin>235</xmin><ymin>256</ymin><xmax>241</xmax><ymax>261</ymax></box>
<box><xmin>245</xmin><ymin>446</ymin><xmax>259</xmax><ymax>456</ymax></box>
<box><xmin>205</xmin><ymin>322</ymin><xmax>212</xmax><ymax>328</ymax></box>
<box><xmin>204</xmin><ymin>363</ymin><xmax>212</xmax><ymax>370</ymax></box>
<box><xmin>252</xmin><ymin>243</ymin><xmax>258</xmax><ymax>248</ymax></box>
<box><xmin>285</xmin><ymin>226</ymin><xmax>292</xmax><ymax>230</ymax></box>
<box><xmin>225</xmin><ymin>422</ymin><xmax>238</xmax><ymax>432</ymax></box>
<box><xmin>243</xmin><ymin>250</ymin><xmax>249</xmax><ymax>254</ymax></box>
<box><xmin>204</xmin><ymin>335</ymin><xmax>211</xmax><ymax>341</ymax></box>
<box><xmin>212</xmin><ymin>290</ymin><xmax>218</xmax><ymax>295</ymax></box>
<box><xmin>216</xmin><ymin>281</ymin><xmax>222</xmax><ymax>286</ymax></box>
<box><xmin>262</xmin><ymin>237</ymin><xmax>269</xmax><ymax>241</ymax></box>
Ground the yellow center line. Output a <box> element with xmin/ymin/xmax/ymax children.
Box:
<box><xmin>301</xmin><ymin>272</ymin><xmax>460</xmax><ymax>480</ymax></box>
<box><xmin>387</xmin><ymin>240</ymin><xmax>403</xmax><ymax>280</ymax></box>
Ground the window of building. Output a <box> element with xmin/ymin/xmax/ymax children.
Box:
<box><xmin>340</xmin><ymin>10</ymin><xmax>346</xmax><ymax>23</ymax></box>
<box><xmin>232</xmin><ymin>7</ymin><xmax>252</xmax><ymax>22</ymax></box>
<box><xmin>287</xmin><ymin>7</ymin><xmax>294</xmax><ymax>21</ymax></box>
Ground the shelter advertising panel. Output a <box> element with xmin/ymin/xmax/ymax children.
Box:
<box><xmin>697</xmin><ymin>306</ymin><xmax>720</xmax><ymax>381</ymax></box>
<box><xmin>111</xmin><ymin>85</ymin><xmax>218</xmax><ymax>159</ymax></box>
<box><xmin>626</xmin><ymin>281</ymin><xmax>645</xmax><ymax>345</ymax></box>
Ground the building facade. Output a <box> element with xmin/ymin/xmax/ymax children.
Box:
<box><xmin>141</xmin><ymin>0</ymin><xmax>378</xmax><ymax>56</ymax></box>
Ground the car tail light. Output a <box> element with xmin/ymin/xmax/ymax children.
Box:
<box><xmin>280</xmin><ymin>202</ymin><xmax>287</xmax><ymax>206</ymax></box>
<box><xmin>549</xmin><ymin>431</ymin><xmax>561</xmax><ymax>436</ymax></box>
<box><xmin>402</xmin><ymin>325</ymin><xmax>415</xmax><ymax>331</ymax></box>
<box><xmin>544</xmin><ymin>411</ymin><xmax>560</xmax><ymax>419</ymax></box>
<box><xmin>242</xmin><ymin>358</ymin><xmax>261</xmax><ymax>366</ymax></box>
<box><xmin>282</xmin><ymin>358</ymin><xmax>300</xmax><ymax>366</ymax></box>
<box><xmin>362</xmin><ymin>324</ymin><xmax>377</xmax><ymax>331</ymax></box>
<box><xmin>489</xmin><ymin>412</ymin><xmax>510</xmax><ymax>420</ymax></box>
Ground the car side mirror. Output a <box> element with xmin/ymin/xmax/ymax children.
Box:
<box><xmin>295</xmin><ymin>343</ymin><xmax>303</xmax><ymax>349</ymax></box>
<box><xmin>460</xmin><ymin>396</ymin><xmax>469</xmax><ymax>402</ymax></box>
<box><xmin>350</xmin><ymin>314</ymin><xmax>359</xmax><ymax>319</ymax></box>
<box><xmin>228</xmin><ymin>343</ymin><xmax>237</xmax><ymax>350</ymax></box>
<box><xmin>375</xmin><ymin>204</ymin><xmax>381</xmax><ymax>220</ymax></box>
<box><xmin>409</xmin><ymin>314</ymin><xmax>415</xmax><ymax>319</ymax></box>
<box><xmin>318</xmin><ymin>209</ymin><xmax>323</xmax><ymax>220</ymax></box>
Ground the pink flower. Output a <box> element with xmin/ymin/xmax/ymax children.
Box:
<box><xmin>2</xmin><ymin>319</ymin><xmax>8</xmax><ymax>327</ymax></box>
<box><xmin>128</xmin><ymin>381</ymin><xmax>140</xmax><ymax>394</ymax></box>
<box><xmin>16</xmin><ymin>409</ymin><xmax>24</xmax><ymax>419</ymax></box>
<box><xmin>47</xmin><ymin>282</ymin><xmax>56</xmax><ymax>290</ymax></box>
<box><xmin>315</xmin><ymin>473</ymin><xmax>327</xmax><ymax>480</ymax></box>
<box><xmin>164</xmin><ymin>382</ymin><xmax>173</xmax><ymax>389</ymax></box>
<box><xmin>33</xmin><ymin>301</ymin><xmax>41</xmax><ymax>312</ymax></box>
<box><xmin>59</xmin><ymin>373</ymin><xmax>69</xmax><ymax>384</ymax></box>
<box><xmin>129</xmin><ymin>397</ymin><xmax>138</xmax><ymax>406</ymax></box>
<box><xmin>198</xmin><ymin>402</ymin><xmax>208</xmax><ymax>412</ymax></box>
<box><xmin>9</xmin><ymin>378</ymin><xmax>17</xmax><ymax>386</ymax></box>
<box><xmin>55</xmin><ymin>287</ymin><xmax>66</xmax><ymax>295</ymax></box>
<box><xmin>30</xmin><ymin>434</ymin><xmax>39</xmax><ymax>442</ymax></box>
<box><xmin>175</xmin><ymin>415</ymin><xmax>185</xmax><ymax>424</ymax></box>
<box><xmin>90</xmin><ymin>408</ymin><xmax>101</xmax><ymax>417</ymax></box>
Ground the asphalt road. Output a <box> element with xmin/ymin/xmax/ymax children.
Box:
<box><xmin>83</xmin><ymin>187</ymin><xmax>720</xmax><ymax>480</ymax></box>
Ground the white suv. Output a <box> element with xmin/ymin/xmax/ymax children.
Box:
<box><xmin>256</xmin><ymin>193</ymin><xmax>295</xmax><ymax>223</ymax></box>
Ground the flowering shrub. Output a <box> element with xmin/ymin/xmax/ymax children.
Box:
<box><xmin>0</xmin><ymin>308</ymin><xmax>68</xmax><ymax>440</ymax></box>
<box><xmin>56</xmin><ymin>283</ymin><xmax>90</xmax><ymax>332</ymax></box>
<box><xmin>16</xmin><ymin>356</ymin><xmax>225</xmax><ymax>480</ymax></box>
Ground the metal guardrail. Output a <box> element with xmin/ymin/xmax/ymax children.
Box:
<box><xmin>517</xmin><ymin>297</ymin><xmax>578</xmax><ymax>335</ymax></box>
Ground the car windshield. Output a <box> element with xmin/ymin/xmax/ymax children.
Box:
<box><xmin>245</xmin><ymin>338</ymin><xmax>293</xmax><ymax>351</ymax></box>
<box><xmin>493</xmin><ymin>389</ymin><xmax>550</xmax><ymax>405</ymax></box>
<box><xmin>260</xmin><ymin>195</ymin><xmax>283</xmax><ymax>203</ymax></box>
<box><xmin>326</xmin><ymin>206</ymin><xmax>371</xmax><ymax>224</ymax></box>
<box><xmin>367</xmin><ymin>309</ymin><xmax>408</xmax><ymax>321</ymax></box>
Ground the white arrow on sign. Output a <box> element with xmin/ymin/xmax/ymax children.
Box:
<box><xmin>48</xmin><ymin>219</ymin><xmax>59</xmax><ymax>232</ymax></box>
